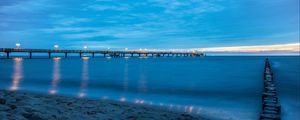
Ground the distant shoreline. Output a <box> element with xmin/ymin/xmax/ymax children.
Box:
<box><xmin>0</xmin><ymin>90</ymin><xmax>208</xmax><ymax>120</ymax></box>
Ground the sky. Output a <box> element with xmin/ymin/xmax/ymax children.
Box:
<box><xmin>0</xmin><ymin>0</ymin><xmax>299</xmax><ymax>54</ymax></box>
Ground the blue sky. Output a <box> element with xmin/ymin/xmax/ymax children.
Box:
<box><xmin>0</xmin><ymin>0</ymin><xmax>299</xmax><ymax>51</ymax></box>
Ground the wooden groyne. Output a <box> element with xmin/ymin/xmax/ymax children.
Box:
<box><xmin>260</xmin><ymin>58</ymin><xmax>281</xmax><ymax>120</ymax></box>
<box><xmin>0</xmin><ymin>48</ymin><xmax>204</xmax><ymax>59</ymax></box>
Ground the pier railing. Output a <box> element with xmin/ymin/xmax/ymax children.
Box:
<box><xmin>0</xmin><ymin>48</ymin><xmax>204</xmax><ymax>59</ymax></box>
<box><xmin>260</xmin><ymin>58</ymin><xmax>281</xmax><ymax>120</ymax></box>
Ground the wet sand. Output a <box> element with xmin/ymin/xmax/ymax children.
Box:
<box><xmin>0</xmin><ymin>90</ymin><xmax>208</xmax><ymax>120</ymax></box>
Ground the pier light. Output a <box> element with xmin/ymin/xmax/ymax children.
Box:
<box><xmin>54</xmin><ymin>44</ymin><xmax>59</xmax><ymax>49</ymax></box>
<box><xmin>16</xmin><ymin>43</ymin><xmax>21</xmax><ymax>48</ymax></box>
<box><xmin>83</xmin><ymin>46</ymin><xmax>88</xmax><ymax>50</ymax></box>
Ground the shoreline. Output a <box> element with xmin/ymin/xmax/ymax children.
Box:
<box><xmin>0</xmin><ymin>90</ymin><xmax>208</xmax><ymax>120</ymax></box>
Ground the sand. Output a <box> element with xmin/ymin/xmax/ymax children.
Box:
<box><xmin>0</xmin><ymin>90</ymin><xmax>208</xmax><ymax>120</ymax></box>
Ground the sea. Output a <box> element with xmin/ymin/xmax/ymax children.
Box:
<box><xmin>0</xmin><ymin>55</ymin><xmax>299</xmax><ymax>120</ymax></box>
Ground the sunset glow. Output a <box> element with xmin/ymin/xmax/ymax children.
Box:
<box><xmin>199</xmin><ymin>43</ymin><xmax>300</xmax><ymax>53</ymax></box>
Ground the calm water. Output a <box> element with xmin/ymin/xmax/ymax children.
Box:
<box><xmin>0</xmin><ymin>56</ymin><xmax>299</xmax><ymax>120</ymax></box>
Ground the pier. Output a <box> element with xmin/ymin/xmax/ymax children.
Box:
<box><xmin>0</xmin><ymin>48</ymin><xmax>204</xmax><ymax>59</ymax></box>
<box><xmin>260</xmin><ymin>58</ymin><xmax>281</xmax><ymax>120</ymax></box>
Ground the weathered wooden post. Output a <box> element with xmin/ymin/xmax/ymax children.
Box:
<box><xmin>65</xmin><ymin>52</ymin><xmax>68</xmax><ymax>58</ymax></box>
<box><xmin>29</xmin><ymin>52</ymin><xmax>32</xmax><ymax>59</ymax></box>
<box><xmin>6</xmin><ymin>52</ymin><xmax>9</xmax><ymax>59</ymax></box>
<box><xmin>92</xmin><ymin>52</ymin><xmax>95</xmax><ymax>58</ymax></box>
<box><xmin>79</xmin><ymin>52</ymin><xmax>82</xmax><ymax>58</ymax></box>
<box><xmin>48</xmin><ymin>52</ymin><xmax>51</xmax><ymax>59</ymax></box>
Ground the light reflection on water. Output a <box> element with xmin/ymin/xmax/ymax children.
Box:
<box><xmin>4</xmin><ymin>57</ymin><xmax>253</xmax><ymax>116</ymax></box>
<box><xmin>138</xmin><ymin>64</ymin><xmax>147</xmax><ymax>93</ymax></box>
<box><xmin>78</xmin><ymin>59</ymin><xmax>89</xmax><ymax>98</ymax></box>
<box><xmin>49</xmin><ymin>58</ymin><xmax>61</xmax><ymax>94</ymax></box>
<box><xmin>138</xmin><ymin>73</ymin><xmax>147</xmax><ymax>93</ymax></box>
<box><xmin>123</xmin><ymin>60</ymin><xmax>128</xmax><ymax>92</ymax></box>
<box><xmin>10</xmin><ymin>58</ymin><xmax>23</xmax><ymax>91</ymax></box>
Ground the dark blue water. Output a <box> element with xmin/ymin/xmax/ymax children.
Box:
<box><xmin>0</xmin><ymin>56</ymin><xmax>299</xmax><ymax>120</ymax></box>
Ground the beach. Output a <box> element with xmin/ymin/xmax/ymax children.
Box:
<box><xmin>0</xmin><ymin>90</ymin><xmax>208</xmax><ymax>120</ymax></box>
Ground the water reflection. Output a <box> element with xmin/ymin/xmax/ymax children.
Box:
<box><xmin>10</xmin><ymin>58</ymin><xmax>23</xmax><ymax>91</ymax></box>
<box><xmin>119</xmin><ymin>97</ymin><xmax>126</xmax><ymax>102</ymax></box>
<box><xmin>107</xmin><ymin>95</ymin><xmax>201</xmax><ymax>115</ymax></box>
<box><xmin>82</xmin><ymin>57</ymin><xmax>89</xmax><ymax>60</ymax></box>
<box><xmin>128</xmin><ymin>97</ymin><xmax>199</xmax><ymax>114</ymax></box>
<box><xmin>138</xmin><ymin>70</ymin><xmax>147</xmax><ymax>93</ymax></box>
<box><xmin>188</xmin><ymin>106</ymin><xmax>194</xmax><ymax>113</ymax></box>
<box><xmin>49</xmin><ymin>58</ymin><xmax>61</xmax><ymax>94</ymax></box>
<box><xmin>123</xmin><ymin>61</ymin><xmax>129</xmax><ymax>92</ymax></box>
<box><xmin>119</xmin><ymin>60</ymin><xmax>129</xmax><ymax>102</ymax></box>
<box><xmin>78</xmin><ymin>59</ymin><xmax>89</xmax><ymax>97</ymax></box>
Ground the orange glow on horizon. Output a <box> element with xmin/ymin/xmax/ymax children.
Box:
<box><xmin>199</xmin><ymin>43</ymin><xmax>300</xmax><ymax>52</ymax></box>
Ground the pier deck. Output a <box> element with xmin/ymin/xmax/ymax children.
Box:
<box><xmin>0</xmin><ymin>48</ymin><xmax>204</xmax><ymax>59</ymax></box>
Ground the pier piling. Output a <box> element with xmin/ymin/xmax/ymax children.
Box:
<box><xmin>29</xmin><ymin>52</ymin><xmax>32</xmax><ymax>59</ymax></box>
<box><xmin>48</xmin><ymin>52</ymin><xmax>51</xmax><ymax>59</ymax></box>
<box><xmin>6</xmin><ymin>52</ymin><xmax>9</xmax><ymax>59</ymax></box>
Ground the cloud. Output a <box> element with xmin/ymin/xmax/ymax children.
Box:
<box><xmin>149</xmin><ymin>0</ymin><xmax>224</xmax><ymax>16</ymax></box>
<box><xmin>86</xmin><ymin>4</ymin><xmax>129</xmax><ymax>11</ymax></box>
<box><xmin>61</xmin><ymin>28</ymin><xmax>151</xmax><ymax>39</ymax></box>
<box><xmin>0</xmin><ymin>0</ymin><xmax>55</xmax><ymax>14</ymax></box>
<box><xmin>0</xmin><ymin>0</ymin><xmax>24</xmax><ymax>7</ymax></box>
<box><xmin>40</xmin><ymin>27</ymin><xmax>96</xmax><ymax>33</ymax></box>
<box><xmin>55</xmin><ymin>18</ymin><xmax>92</xmax><ymax>26</ymax></box>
